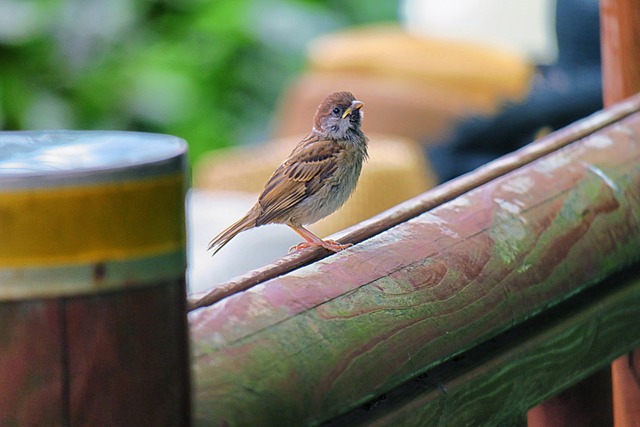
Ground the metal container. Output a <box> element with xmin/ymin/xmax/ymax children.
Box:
<box><xmin>0</xmin><ymin>131</ymin><xmax>190</xmax><ymax>425</ymax></box>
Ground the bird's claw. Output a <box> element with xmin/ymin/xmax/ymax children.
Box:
<box><xmin>289</xmin><ymin>239</ymin><xmax>353</xmax><ymax>254</ymax></box>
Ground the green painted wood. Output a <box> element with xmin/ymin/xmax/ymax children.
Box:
<box><xmin>190</xmin><ymin>107</ymin><xmax>640</xmax><ymax>426</ymax></box>
<box><xmin>330</xmin><ymin>265</ymin><xmax>640</xmax><ymax>426</ymax></box>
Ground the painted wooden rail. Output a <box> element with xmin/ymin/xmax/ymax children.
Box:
<box><xmin>329</xmin><ymin>265</ymin><xmax>640</xmax><ymax>426</ymax></box>
<box><xmin>190</xmin><ymin>94</ymin><xmax>640</xmax><ymax>426</ymax></box>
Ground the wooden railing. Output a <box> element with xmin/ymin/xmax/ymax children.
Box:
<box><xmin>189</xmin><ymin>94</ymin><xmax>640</xmax><ymax>425</ymax></box>
<box><xmin>189</xmin><ymin>1</ymin><xmax>640</xmax><ymax>425</ymax></box>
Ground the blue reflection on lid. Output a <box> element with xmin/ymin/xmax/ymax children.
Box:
<box><xmin>0</xmin><ymin>130</ymin><xmax>187</xmax><ymax>175</ymax></box>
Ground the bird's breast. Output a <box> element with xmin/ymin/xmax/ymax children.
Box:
<box><xmin>292</xmin><ymin>148</ymin><xmax>365</xmax><ymax>225</ymax></box>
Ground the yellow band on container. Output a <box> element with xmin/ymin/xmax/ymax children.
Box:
<box><xmin>0</xmin><ymin>173</ymin><xmax>186</xmax><ymax>268</ymax></box>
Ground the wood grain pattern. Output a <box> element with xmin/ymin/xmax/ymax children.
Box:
<box><xmin>191</xmin><ymin>109</ymin><xmax>640</xmax><ymax>425</ymax></box>
<box><xmin>329</xmin><ymin>265</ymin><xmax>640</xmax><ymax>426</ymax></box>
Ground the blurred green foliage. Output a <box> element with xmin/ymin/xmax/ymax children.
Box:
<box><xmin>0</xmin><ymin>0</ymin><xmax>398</xmax><ymax>164</ymax></box>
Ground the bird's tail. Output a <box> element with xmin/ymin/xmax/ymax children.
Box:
<box><xmin>207</xmin><ymin>207</ymin><xmax>259</xmax><ymax>256</ymax></box>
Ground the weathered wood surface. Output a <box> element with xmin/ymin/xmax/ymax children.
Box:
<box><xmin>326</xmin><ymin>265</ymin><xmax>640</xmax><ymax>426</ymax></box>
<box><xmin>1</xmin><ymin>285</ymin><xmax>191</xmax><ymax>427</ymax></box>
<box><xmin>189</xmin><ymin>94</ymin><xmax>640</xmax><ymax>311</ymax></box>
<box><xmin>190</xmin><ymin>102</ymin><xmax>640</xmax><ymax>425</ymax></box>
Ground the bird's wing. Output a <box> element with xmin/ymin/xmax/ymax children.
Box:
<box><xmin>256</xmin><ymin>133</ymin><xmax>340</xmax><ymax>226</ymax></box>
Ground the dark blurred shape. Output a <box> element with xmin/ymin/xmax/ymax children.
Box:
<box><xmin>428</xmin><ymin>0</ymin><xmax>602</xmax><ymax>182</ymax></box>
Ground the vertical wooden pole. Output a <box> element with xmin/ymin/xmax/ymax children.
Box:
<box><xmin>612</xmin><ymin>352</ymin><xmax>640</xmax><ymax>427</ymax></box>
<box><xmin>601</xmin><ymin>0</ymin><xmax>640</xmax><ymax>426</ymax></box>
<box><xmin>601</xmin><ymin>0</ymin><xmax>640</xmax><ymax>105</ymax></box>
<box><xmin>528</xmin><ymin>370</ymin><xmax>613</xmax><ymax>427</ymax></box>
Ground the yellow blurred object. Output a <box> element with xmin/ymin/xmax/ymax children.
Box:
<box><xmin>195</xmin><ymin>134</ymin><xmax>436</xmax><ymax>237</ymax></box>
<box><xmin>309</xmin><ymin>26</ymin><xmax>533</xmax><ymax>103</ymax></box>
<box><xmin>0</xmin><ymin>174</ymin><xmax>185</xmax><ymax>268</ymax></box>
<box><xmin>274</xmin><ymin>25</ymin><xmax>534</xmax><ymax>142</ymax></box>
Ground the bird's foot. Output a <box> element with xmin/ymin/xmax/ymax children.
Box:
<box><xmin>289</xmin><ymin>239</ymin><xmax>353</xmax><ymax>254</ymax></box>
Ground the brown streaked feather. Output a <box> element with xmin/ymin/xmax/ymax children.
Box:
<box><xmin>256</xmin><ymin>134</ymin><xmax>342</xmax><ymax>226</ymax></box>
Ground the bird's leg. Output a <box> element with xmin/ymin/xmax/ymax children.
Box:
<box><xmin>288</xmin><ymin>225</ymin><xmax>353</xmax><ymax>253</ymax></box>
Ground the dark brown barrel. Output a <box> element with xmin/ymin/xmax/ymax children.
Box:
<box><xmin>0</xmin><ymin>131</ymin><xmax>190</xmax><ymax>426</ymax></box>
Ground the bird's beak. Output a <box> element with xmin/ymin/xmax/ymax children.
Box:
<box><xmin>342</xmin><ymin>100</ymin><xmax>364</xmax><ymax>119</ymax></box>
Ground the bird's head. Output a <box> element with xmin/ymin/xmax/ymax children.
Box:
<box><xmin>313</xmin><ymin>91</ymin><xmax>364</xmax><ymax>140</ymax></box>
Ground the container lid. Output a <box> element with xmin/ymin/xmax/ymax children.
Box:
<box><xmin>0</xmin><ymin>130</ymin><xmax>188</xmax><ymax>188</ymax></box>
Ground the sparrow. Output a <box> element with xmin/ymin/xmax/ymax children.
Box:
<box><xmin>208</xmin><ymin>91</ymin><xmax>368</xmax><ymax>255</ymax></box>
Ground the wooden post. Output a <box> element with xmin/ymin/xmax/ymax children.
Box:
<box><xmin>0</xmin><ymin>131</ymin><xmax>191</xmax><ymax>426</ymax></box>
<box><xmin>601</xmin><ymin>0</ymin><xmax>640</xmax><ymax>105</ymax></box>
<box><xmin>601</xmin><ymin>0</ymin><xmax>640</xmax><ymax>425</ymax></box>
<box><xmin>528</xmin><ymin>369</ymin><xmax>613</xmax><ymax>427</ymax></box>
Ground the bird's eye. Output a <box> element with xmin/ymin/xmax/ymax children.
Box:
<box><xmin>332</xmin><ymin>107</ymin><xmax>341</xmax><ymax>116</ymax></box>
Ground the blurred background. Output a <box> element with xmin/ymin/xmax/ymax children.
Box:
<box><xmin>0</xmin><ymin>0</ymin><xmax>602</xmax><ymax>293</ymax></box>
<box><xmin>0</xmin><ymin>0</ymin><xmax>400</xmax><ymax>163</ymax></box>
